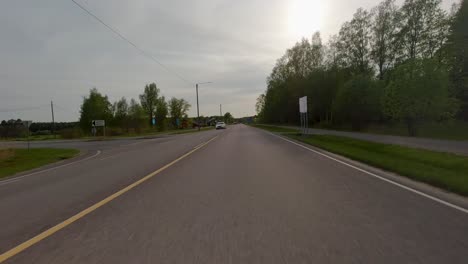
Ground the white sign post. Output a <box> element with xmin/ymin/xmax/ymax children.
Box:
<box><xmin>299</xmin><ymin>96</ymin><xmax>308</xmax><ymax>135</ymax></box>
<box><xmin>92</xmin><ymin>120</ymin><xmax>106</xmax><ymax>137</ymax></box>
<box><xmin>23</xmin><ymin>120</ymin><xmax>33</xmax><ymax>150</ymax></box>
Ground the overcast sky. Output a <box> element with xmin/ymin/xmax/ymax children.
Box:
<box><xmin>0</xmin><ymin>0</ymin><xmax>458</xmax><ymax>122</ymax></box>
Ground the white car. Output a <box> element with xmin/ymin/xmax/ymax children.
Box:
<box><xmin>215</xmin><ymin>122</ymin><xmax>226</xmax><ymax>129</ymax></box>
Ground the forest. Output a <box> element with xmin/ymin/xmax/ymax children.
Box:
<box><xmin>256</xmin><ymin>0</ymin><xmax>467</xmax><ymax>137</ymax></box>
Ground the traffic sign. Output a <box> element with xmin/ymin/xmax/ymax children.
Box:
<box><xmin>299</xmin><ymin>96</ymin><xmax>307</xmax><ymax>113</ymax></box>
<box><xmin>92</xmin><ymin>120</ymin><xmax>105</xmax><ymax>127</ymax></box>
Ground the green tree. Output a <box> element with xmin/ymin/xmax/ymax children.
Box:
<box><xmin>223</xmin><ymin>112</ymin><xmax>234</xmax><ymax>123</ymax></box>
<box><xmin>396</xmin><ymin>0</ymin><xmax>447</xmax><ymax>61</ymax></box>
<box><xmin>371</xmin><ymin>0</ymin><xmax>399</xmax><ymax>79</ymax></box>
<box><xmin>139</xmin><ymin>83</ymin><xmax>160</xmax><ymax>126</ymax></box>
<box><xmin>155</xmin><ymin>96</ymin><xmax>168</xmax><ymax>131</ymax></box>
<box><xmin>168</xmin><ymin>97</ymin><xmax>190</xmax><ymax>128</ymax></box>
<box><xmin>337</xmin><ymin>8</ymin><xmax>373</xmax><ymax>74</ymax></box>
<box><xmin>333</xmin><ymin>75</ymin><xmax>381</xmax><ymax>130</ymax></box>
<box><xmin>447</xmin><ymin>0</ymin><xmax>468</xmax><ymax>120</ymax></box>
<box><xmin>255</xmin><ymin>94</ymin><xmax>265</xmax><ymax>115</ymax></box>
<box><xmin>383</xmin><ymin>59</ymin><xmax>458</xmax><ymax>136</ymax></box>
<box><xmin>128</xmin><ymin>99</ymin><xmax>147</xmax><ymax>133</ymax></box>
<box><xmin>79</xmin><ymin>88</ymin><xmax>113</xmax><ymax>132</ymax></box>
<box><xmin>112</xmin><ymin>97</ymin><xmax>129</xmax><ymax>129</ymax></box>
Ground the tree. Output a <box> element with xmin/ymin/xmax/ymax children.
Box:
<box><xmin>155</xmin><ymin>96</ymin><xmax>168</xmax><ymax>131</ymax></box>
<box><xmin>139</xmin><ymin>83</ymin><xmax>160</xmax><ymax>126</ymax></box>
<box><xmin>333</xmin><ymin>75</ymin><xmax>381</xmax><ymax>130</ymax></box>
<box><xmin>112</xmin><ymin>97</ymin><xmax>129</xmax><ymax>129</ymax></box>
<box><xmin>310</xmin><ymin>32</ymin><xmax>324</xmax><ymax>68</ymax></box>
<box><xmin>371</xmin><ymin>0</ymin><xmax>399</xmax><ymax>79</ymax></box>
<box><xmin>128</xmin><ymin>99</ymin><xmax>147</xmax><ymax>132</ymax></box>
<box><xmin>447</xmin><ymin>0</ymin><xmax>468</xmax><ymax>120</ymax></box>
<box><xmin>383</xmin><ymin>59</ymin><xmax>458</xmax><ymax>136</ymax></box>
<box><xmin>79</xmin><ymin>88</ymin><xmax>113</xmax><ymax>131</ymax></box>
<box><xmin>255</xmin><ymin>94</ymin><xmax>265</xmax><ymax>115</ymax></box>
<box><xmin>223</xmin><ymin>112</ymin><xmax>234</xmax><ymax>123</ymax></box>
<box><xmin>395</xmin><ymin>0</ymin><xmax>447</xmax><ymax>61</ymax></box>
<box><xmin>337</xmin><ymin>8</ymin><xmax>373</xmax><ymax>74</ymax></box>
<box><xmin>168</xmin><ymin>97</ymin><xmax>190</xmax><ymax>128</ymax></box>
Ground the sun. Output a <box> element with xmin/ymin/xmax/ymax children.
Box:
<box><xmin>288</xmin><ymin>0</ymin><xmax>325</xmax><ymax>39</ymax></box>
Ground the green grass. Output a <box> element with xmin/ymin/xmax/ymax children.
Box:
<box><xmin>15</xmin><ymin>135</ymin><xmax>63</xmax><ymax>141</ymax></box>
<box><xmin>291</xmin><ymin>135</ymin><xmax>468</xmax><ymax>196</ymax></box>
<box><xmin>0</xmin><ymin>148</ymin><xmax>79</xmax><ymax>179</ymax></box>
<box><xmin>253</xmin><ymin>124</ymin><xmax>468</xmax><ymax>196</ymax></box>
<box><xmin>250</xmin><ymin>124</ymin><xmax>298</xmax><ymax>133</ymax></box>
<box><xmin>362</xmin><ymin>121</ymin><xmax>468</xmax><ymax>141</ymax></box>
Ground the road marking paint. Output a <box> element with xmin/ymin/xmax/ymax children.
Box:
<box><xmin>0</xmin><ymin>150</ymin><xmax>102</xmax><ymax>186</ymax></box>
<box><xmin>193</xmin><ymin>142</ymin><xmax>204</xmax><ymax>149</ymax></box>
<box><xmin>267</xmin><ymin>132</ymin><xmax>468</xmax><ymax>215</ymax></box>
<box><xmin>0</xmin><ymin>136</ymin><xmax>218</xmax><ymax>263</ymax></box>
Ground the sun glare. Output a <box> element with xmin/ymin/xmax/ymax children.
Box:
<box><xmin>288</xmin><ymin>0</ymin><xmax>324</xmax><ymax>39</ymax></box>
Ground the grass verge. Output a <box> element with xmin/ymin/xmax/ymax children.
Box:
<box><xmin>253</xmin><ymin>124</ymin><xmax>468</xmax><ymax>196</ymax></box>
<box><xmin>250</xmin><ymin>124</ymin><xmax>298</xmax><ymax>133</ymax></box>
<box><xmin>0</xmin><ymin>148</ymin><xmax>79</xmax><ymax>179</ymax></box>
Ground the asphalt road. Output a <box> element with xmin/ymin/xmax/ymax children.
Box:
<box><xmin>1</xmin><ymin>125</ymin><xmax>467</xmax><ymax>263</ymax></box>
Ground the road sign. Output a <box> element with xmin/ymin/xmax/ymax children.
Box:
<box><xmin>22</xmin><ymin>120</ymin><xmax>33</xmax><ymax>128</ymax></box>
<box><xmin>299</xmin><ymin>96</ymin><xmax>307</xmax><ymax>113</ymax></box>
<box><xmin>92</xmin><ymin>120</ymin><xmax>105</xmax><ymax>127</ymax></box>
<box><xmin>152</xmin><ymin>118</ymin><xmax>156</xmax><ymax>126</ymax></box>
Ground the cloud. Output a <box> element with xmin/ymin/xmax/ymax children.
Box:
<box><xmin>0</xmin><ymin>0</ymin><xmax>458</xmax><ymax>121</ymax></box>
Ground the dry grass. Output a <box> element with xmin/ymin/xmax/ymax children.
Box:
<box><xmin>0</xmin><ymin>149</ymin><xmax>15</xmax><ymax>161</ymax></box>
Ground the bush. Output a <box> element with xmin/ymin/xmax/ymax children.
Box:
<box><xmin>333</xmin><ymin>75</ymin><xmax>381</xmax><ymax>130</ymax></box>
<box><xmin>59</xmin><ymin>128</ymin><xmax>83</xmax><ymax>139</ymax></box>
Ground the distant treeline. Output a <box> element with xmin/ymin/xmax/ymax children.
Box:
<box><xmin>256</xmin><ymin>0</ymin><xmax>468</xmax><ymax>136</ymax></box>
<box><xmin>0</xmin><ymin>119</ymin><xmax>77</xmax><ymax>138</ymax></box>
<box><xmin>77</xmin><ymin>83</ymin><xmax>234</xmax><ymax>136</ymax></box>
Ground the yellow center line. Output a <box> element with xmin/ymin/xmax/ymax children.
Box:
<box><xmin>0</xmin><ymin>135</ymin><xmax>218</xmax><ymax>263</ymax></box>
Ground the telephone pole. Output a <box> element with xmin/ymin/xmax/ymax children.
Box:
<box><xmin>51</xmin><ymin>101</ymin><xmax>56</xmax><ymax>139</ymax></box>
<box><xmin>220</xmin><ymin>104</ymin><xmax>222</xmax><ymax>117</ymax></box>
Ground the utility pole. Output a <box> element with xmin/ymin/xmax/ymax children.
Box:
<box><xmin>51</xmin><ymin>101</ymin><xmax>56</xmax><ymax>139</ymax></box>
<box><xmin>195</xmin><ymin>82</ymin><xmax>212</xmax><ymax>131</ymax></box>
<box><xmin>220</xmin><ymin>104</ymin><xmax>222</xmax><ymax>117</ymax></box>
<box><xmin>196</xmin><ymin>84</ymin><xmax>200</xmax><ymax>131</ymax></box>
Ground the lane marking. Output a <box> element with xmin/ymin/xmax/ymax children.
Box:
<box><xmin>266</xmin><ymin>132</ymin><xmax>468</xmax><ymax>215</ymax></box>
<box><xmin>0</xmin><ymin>150</ymin><xmax>102</xmax><ymax>186</ymax></box>
<box><xmin>0</xmin><ymin>136</ymin><xmax>218</xmax><ymax>263</ymax></box>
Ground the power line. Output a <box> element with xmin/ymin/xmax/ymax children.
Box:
<box><xmin>70</xmin><ymin>0</ymin><xmax>193</xmax><ymax>85</ymax></box>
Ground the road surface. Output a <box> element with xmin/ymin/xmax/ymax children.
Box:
<box><xmin>1</xmin><ymin>125</ymin><xmax>467</xmax><ymax>263</ymax></box>
<box><xmin>271</xmin><ymin>125</ymin><xmax>468</xmax><ymax>156</ymax></box>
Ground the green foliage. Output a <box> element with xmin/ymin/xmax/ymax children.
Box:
<box><xmin>223</xmin><ymin>112</ymin><xmax>234</xmax><ymax>123</ymax></box>
<box><xmin>168</xmin><ymin>97</ymin><xmax>190</xmax><ymax>128</ymax></box>
<box><xmin>155</xmin><ymin>96</ymin><xmax>168</xmax><ymax>131</ymax></box>
<box><xmin>258</xmin><ymin>0</ymin><xmax>464</xmax><ymax>133</ymax></box>
<box><xmin>383</xmin><ymin>59</ymin><xmax>458</xmax><ymax>135</ymax></box>
<box><xmin>333</xmin><ymin>75</ymin><xmax>382</xmax><ymax>130</ymax></box>
<box><xmin>447</xmin><ymin>0</ymin><xmax>468</xmax><ymax>120</ymax></box>
<box><xmin>79</xmin><ymin>88</ymin><xmax>113</xmax><ymax>131</ymax></box>
<box><xmin>128</xmin><ymin>99</ymin><xmax>148</xmax><ymax>133</ymax></box>
<box><xmin>139</xmin><ymin>83</ymin><xmax>160</xmax><ymax>125</ymax></box>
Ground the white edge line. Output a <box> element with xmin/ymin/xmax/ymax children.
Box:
<box><xmin>0</xmin><ymin>150</ymin><xmax>102</xmax><ymax>186</ymax></box>
<box><xmin>267</xmin><ymin>132</ymin><xmax>468</xmax><ymax>215</ymax></box>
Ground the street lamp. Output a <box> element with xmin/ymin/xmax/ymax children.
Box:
<box><xmin>196</xmin><ymin>82</ymin><xmax>212</xmax><ymax>131</ymax></box>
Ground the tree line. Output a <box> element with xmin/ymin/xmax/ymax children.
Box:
<box><xmin>79</xmin><ymin>83</ymin><xmax>192</xmax><ymax>135</ymax></box>
<box><xmin>256</xmin><ymin>0</ymin><xmax>467</xmax><ymax>136</ymax></box>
